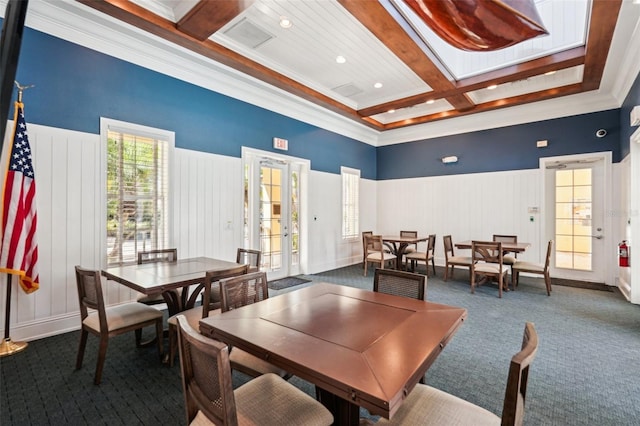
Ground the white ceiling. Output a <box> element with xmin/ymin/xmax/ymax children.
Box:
<box><xmin>5</xmin><ymin>0</ymin><xmax>640</xmax><ymax>146</ymax></box>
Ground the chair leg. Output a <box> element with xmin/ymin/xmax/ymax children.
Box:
<box><xmin>544</xmin><ymin>272</ymin><xmax>551</xmax><ymax>296</ymax></box>
<box><xmin>155</xmin><ymin>320</ymin><xmax>164</xmax><ymax>361</ymax></box>
<box><xmin>76</xmin><ymin>329</ymin><xmax>88</xmax><ymax>370</ymax></box>
<box><xmin>498</xmin><ymin>274</ymin><xmax>503</xmax><ymax>298</ymax></box>
<box><xmin>431</xmin><ymin>259</ymin><xmax>436</xmax><ymax>277</ymax></box>
<box><xmin>444</xmin><ymin>263</ymin><xmax>449</xmax><ymax>281</ymax></box>
<box><xmin>169</xmin><ymin>323</ymin><xmax>177</xmax><ymax>367</ymax></box>
<box><xmin>135</xmin><ymin>328</ymin><xmax>142</xmax><ymax>347</ymax></box>
<box><xmin>94</xmin><ymin>335</ymin><xmax>109</xmax><ymax>385</ymax></box>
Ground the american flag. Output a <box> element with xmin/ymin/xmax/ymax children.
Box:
<box><xmin>0</xmin><ymin>102</ymin><xmax>39</xmax><ymax>293</ymax></box>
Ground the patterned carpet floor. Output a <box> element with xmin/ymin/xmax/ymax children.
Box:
<box><xmin>2</xmin><ymin>264</ymin><xmax>640</xmax><ymax>425</ymax></box>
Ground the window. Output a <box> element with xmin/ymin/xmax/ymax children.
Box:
<box><xmin>102</xmin><ymin>118</ymin><xmax>174</xmax><ymax>265</ymax></box>
<box><xmin>341</xmin><ymin>167</ymin><xmax>360</xmax><ymax>240</ymax></box>
<box><xmin>555</xmin><ymin>168</ymin><xmax>592</xmax><ymax>270</ymax></box>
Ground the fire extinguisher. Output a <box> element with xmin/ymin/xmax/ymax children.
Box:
<box><xmin>619</xmin><ymin>240</ymin><xmax>630</xmax><ymax>267</ymax></box>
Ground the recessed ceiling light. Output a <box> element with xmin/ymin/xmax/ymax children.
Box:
<box><xmin>487</xmin><ymin>84</ymin><xmax>498</xmax><ymax>90</ymax></box>
<box><xmin>426</xmin><ymin>99</ymin><xmax>435</xmax><ymax>104</ymax></box>
<box><xmin>336</xmin><ymin>55</ymin><xmax>346</xmax><ymax>64</ymax></box>
<box><xmin>388</xmin><ymin>109</ymin><xmax>396</xmax><ymax>114</ymax></box>
<box><xmin>279</xmin><ymin>17</ymin><xmax>292</xmax><ymax>29</ymax></box>
<box><xmin>544</xmin><ymin>70</ymin><xmax>557</xmax><ymax>76</ymax></box>
<box><xmin>374</xmin><ymin>82</ymin><xmax>383</xmax><ymax>89</ymax></box>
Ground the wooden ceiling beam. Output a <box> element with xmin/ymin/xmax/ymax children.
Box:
<box><xmin>76</xmin><ymin>0</ymin><xmax>382</xmax><ymax>130</ymax></box>
<box><xmin>382</xmin><ymin>84</ymin><xmax>584</xmax><ymax>130</ymax></box>
<box><xmin>582</xmin><ymin>0</ymin><xmax>622</xmax><ymax>90</ymax></box>
<box><xmin>176</xmin><ymin>0</ymin><xmax>254</xmax><ymax>41</ymax></box>
<box><xmin>358</xmin><ymin>48</ymin><xmax>586</xmax><ymax>118</ymax></box>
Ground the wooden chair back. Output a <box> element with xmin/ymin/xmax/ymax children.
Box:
<box><xmin>198</xmin><ymin>264</ymin><xmax>250</xmax><ymax>316</ymax></box>
<box><xmin>176</xmin><ymin>315</ymin><xmax>238</xmax><ymax>425</ymax></box>
<box><xmin>236</xmin><ymin>248</ymin><xmax>261</xmax><ymax>272</ymax></box>
<box><xmin>427</xmin><ymin>234</ymin><xmax>436</xmax><ymax>257</ymax></box>
<box><xmin>493</xmin><ymin>235</ymin><xmax>517</xmax><ymax>244</ymax></box>
<box><xmin>501</xmin><ymin>322</ymin><xmax>539</xmax><ymax>426</ymax></box>
<box><xmin>365</xmin><ymin>234</ymin><xmax>386</xmax><ymax>254</ymax></box>
<box><xmin>472</xmin><ymin>240</ymin><xmax>503</xmax><ymax>264</ymax></box>
<box><xmin>137</xmin><ymin>248</ymin><xmax>177</xmax><ymax>264</ymax></box>
<box><xmin>400</xmin><ymin>230</ymin><xmax>418</xmax><ymax>250</ymax></box>
<box><xmin>443</xmin><ymin>235</ymin><xmax>455</xmax><ymax>260</ymax></box>
<box><xmin>75</xmin><ymin>266</ymin><xmax>107</xmax><ymax>328</ymax></box>
<box><xmin>374</xmin><ymin>269</ymin><xmax>426</xmax><ymax>300</ymax></box>
<box><xmin>220</xmin><ymin>271</ymin><xmax>270</xmax><ymax>312</ymax></box>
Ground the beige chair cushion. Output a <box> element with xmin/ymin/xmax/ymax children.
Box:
<box><xmin>502</xmin><ymin>256</ymin><xmax>517</xmax><ymax>265</ymax></box>
<box><xmin>405</xmin><ymin>251</ymin><xmax>431</xmax><ymax>261</ymax></box>
<box><xmin>474</xmin><ymin>263</ymin><xmax>509</xmax><ymax>275</ymax></box>
<box><xmin>83</xmin><ymin>303</ymin><xmax>163</xmax><ymax>333</ymax></box>
<box><xmin>230</xmin><ymin>347</ymin><xmax>289</xmax><ymax>377</ymax></box>
<box><xmin>376</xmin><ymin>384</ymin><xmax>500</xmax><ymax>425</ymax></box>
<box><xmin>367</xmin><ymin>252</ymin><xmax>397</xmax><ymax>261</ymax></box>
<box><xmin>448</xmin><ymin>256</ymin><xmax>473</xmax><ymax>265</ymax></box>
<box><xmin>190</xmin><ymin>373</ymin><xmax>333</xmax><ymax>426</ymax></box>
<box><xmin>513</xmin><ymin>260</ymin><xmax>545</xmax><ymax>273</ymax></box>
<box><xmin>168</xmin><ymin>306</ymin><xmax>221</xmax><ymax>330</ymax></box>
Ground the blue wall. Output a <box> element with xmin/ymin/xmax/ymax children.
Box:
<box><xmin>6</xmin><ymin>23</ymin><xmax>634</xmax><ymax>182</ymax></box>
<box><xmin>377</xmin><ymin>109</ymin><xmax>621</xmax><ymax>180</ymax></box>
<box><xmin>10</xmin><ymin>26</ymin><xmax>377</xmax><ymax>179</ymax></box>
<box><xmin>620</xmin><ymin>71</ymin><xmax>640</xmax><ymax>158</ymax></box>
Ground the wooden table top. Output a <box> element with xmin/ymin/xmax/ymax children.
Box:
<box><xmin>455</xmin><ymin>240</ymin><xmax>531</xmax><ymax>253</ymax></box>
<box><xmin>199</xmin><ymin>282</ymin><xmax>466</xmax><ymax>421</ymax></box>
<box><xmin>102</xmin><ymin>257</ymin><xmax>241</xmax><ymax>294</ymax></box>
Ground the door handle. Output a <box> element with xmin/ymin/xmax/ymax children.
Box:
<box><xmin>592</xmin><ymin>235</ymin><xmax>603</xmax><ymax>240</ymax></box>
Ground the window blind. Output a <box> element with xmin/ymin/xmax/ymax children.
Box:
<box><xmin>342</xmin><ymin>167</ymin><xmax>360</xmax><ymax>240</ymax></box>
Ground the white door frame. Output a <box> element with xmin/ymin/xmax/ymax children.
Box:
<box><xmin>241</xmin><ymin>147</ymin><xmax>310</xmax><ymax>280</ymax></box>
<box><xmin>540</xmin><ymin>151</ymin><xmax>613</xmax><ymax>285</ymax></box>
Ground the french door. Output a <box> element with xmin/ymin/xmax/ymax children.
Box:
<box><xmin>244</xmin><ymin>151</ymin><xmax>301</xmax><ymax>280</ymax></box>
<box><xmin>541</xmin><ymin>152</ymin><xmax>612</xmax><ymax>284</ymax></box>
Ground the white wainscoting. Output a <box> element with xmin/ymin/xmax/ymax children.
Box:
<box><xmin>0</xmin><ymin>124</ymin><xmax>377</xmax><ymax>341</ymax></box>
<box><xmin>376</xmin><ymin>169</ymin><xmax>544</xmax><ymax>266</ymax></box>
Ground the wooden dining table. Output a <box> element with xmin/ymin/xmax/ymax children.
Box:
<box><xmin>102</xmin><ymin>256</ymin><xmax>242</xmax><ymax>316</ymax></box>
<box><xmin>199</xmin><ymin>282</ymin><xmax>467</xmax><ymax>425</ymax></box>
<box><xmin>382</xmin><ymin>235</ymin><xmax>428</xmax><ymax>269</ymax></box>
<box><xmin>455</xmin><ymin>240</ymin><xmax>531</xmax><ymax>253</ymax></box>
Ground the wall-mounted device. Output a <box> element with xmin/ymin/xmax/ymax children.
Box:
<box><xmin>595</xmin><ymin>129</ymin><xmax>607</xmax><ymax>138</ymax></box>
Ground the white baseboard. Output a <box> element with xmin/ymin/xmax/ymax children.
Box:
<box><xmin>1</xmin><ymin>312</ymin><xmax>81</xmax><ymax>342</ymax></box>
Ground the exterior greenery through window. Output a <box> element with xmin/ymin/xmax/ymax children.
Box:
<box><xmin>106</xmin><ymin>127</ymin><xmax>170</xmax><ymax>265</ymax></box>
<box><xmin>342</xmin><ymin>167</ymin><xmax>360</xmax><ymax>240</ymax></box>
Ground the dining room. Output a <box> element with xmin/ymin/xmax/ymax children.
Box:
<box><xmin>1</xmin><ymin>0</ymin><xmax>640</xmax><ymax>425</ymax></box>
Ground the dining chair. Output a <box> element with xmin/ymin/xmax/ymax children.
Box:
<box><xmin>236</xmin><ymin>248</ymin><xmax>261</xmax><ymax>272</ymax></box>
<box><xmin>364</xmin><ymin>235</ymin><xmax>397</xmax><ymax>276</ymax></box>
<box><xmin>376</xmin><ymin>322</ymin><xmax>538</xmax><ymax>426</ymax></box>
<box><xmin>175</xmin><ymin>315</ymin><xmax>334</xmax><ymax>426</ymax></box>
<box><xmin>493</xmin><ymin>234</ymin><xmax>518</xmax><ymax>275</ymax></box>
<box><xmin>374</xmin><ymin>268</ymin><xmax>426</xmax><ymax>300</ymax></box>
<box><xmin>512</xmin><ymin>240</ymin><xmax>553</xmax><ymax>296</ymax></box>
<box><xmin>443</xmin><ymin>235</ymin><xmax>474</xmax><ymax>281</ymax></box>
<box><xmin>136</xmin><ymin>248</ymin><xmax>179</xmax><ymax>306</ymax></box>
<box><xmin>400</xmin><ymin>230</ymin><xmax>418</xmax><ymax>255</ymax></box>
<box><xmin>471</xmin><ymin>241</ymin><xmax>510</xmax><ymax>298</ymax></box>
<box><xmin>405</xmin><ymin>234</ymin><xmax>436</xmax><ymax>276</ymax></box>
<box><xmin>74</xmin><ymin>266</ymin><xmax>164</xmax><ymax>385</ymax></box>
<box><xmin>166</xmin><ymin>264</ymin><xmax>249</xmax><ymax>367</ymax></box>
<box><xmin>219</xmin><ymin>271</ymin><xmax>291</xmax><ymax>379</ymax></box>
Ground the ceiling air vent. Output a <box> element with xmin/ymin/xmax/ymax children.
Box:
<box><xmin>224</xmin><ymin>18</ymin><xmax>274</xmax><ymax>49</ymax></box>
<box><xmin>332</xmin><ymin>83</ymin><xmax>363</xmax><ymax>98</ymax></box>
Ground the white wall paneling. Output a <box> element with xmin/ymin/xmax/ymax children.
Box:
<box><xmin>376</xmin><ymin>169</ymin><xmax>543</xmax><ymax>267</ymax></box>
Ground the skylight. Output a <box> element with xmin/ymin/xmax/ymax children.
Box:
<box><xmin>390</xmin><ymin>0</ymin><xmax>590</xmax><ymax>80</ymax></box>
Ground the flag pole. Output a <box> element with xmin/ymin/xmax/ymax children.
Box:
<box><xmin>0</xmin><ymin>82</ymin><xmax>33</xmax><ymax>358</ymax></box>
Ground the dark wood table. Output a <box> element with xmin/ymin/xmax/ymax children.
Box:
<box><xmin>455</xmin><ymin>240</ymin><xmax>531</xmax><ymax>253</ymax></box>
<box><xmin>199</xmin><ymin>283</ymin><xmax>466</xmax><ymax>425</ymax></box>
<box><xmin>382</xmin><ymin>235</ymin><xmax>428</xmax><ymax>269</ymax></box>
<box><xmin>102</xmin><ymin>257</ymin><xmax>242</xmax><ymax>316</ymax></box>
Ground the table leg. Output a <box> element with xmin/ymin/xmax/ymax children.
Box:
<box><xmin>315</xmin><ymin>386</ymin><xmax>361</xmax><ymax>426</ymax></box>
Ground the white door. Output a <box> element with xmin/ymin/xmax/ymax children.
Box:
<box><xmin>541</xmin><ymin>152</ymin><xmax>611</xmax><ymax>284</ymax></box>
<box><xmin>244</xmin><ymin>154</ymin><xmax>301</xmax><ymax>280</ymax></box>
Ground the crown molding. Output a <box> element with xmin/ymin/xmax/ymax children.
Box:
<box><xmin>3</xmin><ymin>0</ymin><xmax>639</xmax><ymax>148</ymax></box>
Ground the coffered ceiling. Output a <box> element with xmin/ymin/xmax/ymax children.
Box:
<box><xmin>71</xmin><ymin>0</ymin><xmax>631</xmax><ymax>134</ymax></box>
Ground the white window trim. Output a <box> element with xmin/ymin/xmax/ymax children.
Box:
<box><xmin>99</xmin><ymin>117</ymin><xmax>175</xmax><ymax>267</ymax></box>
<box><xmin>341</xmin><ymin>166</ymin><xmax>360</xmax><ymax>241</ymax></box>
